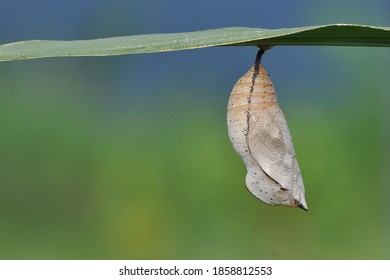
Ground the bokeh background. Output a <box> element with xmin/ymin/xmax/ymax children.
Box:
<box><xmin>0</xmin><ymin>0</ymin><xmax>389</xmax><ymax>259</ymax></box>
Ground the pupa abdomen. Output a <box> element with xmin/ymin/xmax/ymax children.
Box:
<box><xmin>227</xmin><ymin>50</ymin><xmax>307</xmax><ymax>210</ymax></box>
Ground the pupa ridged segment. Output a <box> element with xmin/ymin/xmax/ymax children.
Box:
<box><xmin>227</xmin><ymin>50</ymin><xmax>308</xmax><ymax>211</ymax></box>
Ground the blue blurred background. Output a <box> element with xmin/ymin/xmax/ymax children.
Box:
<box><xmin>0</xmin><ymin>0</ymin><xmax>389</xmax><ymax>259</ymax></box>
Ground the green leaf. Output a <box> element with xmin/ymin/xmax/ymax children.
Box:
<box><xmin>0</xmin><ymin>24</ymin><xmax>389</xmax><ymax>62</ymax></box>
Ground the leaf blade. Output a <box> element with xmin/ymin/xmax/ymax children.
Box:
<box><xmin>0</xmin><ymin>24</ymin><xmax>389</xmax><ymax>62</ymax></box>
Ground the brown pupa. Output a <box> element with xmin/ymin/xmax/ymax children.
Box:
<box><xmin>227</xmin><ymin>50</ymin><xmax>308</xmax><ymax>211</ymax></box>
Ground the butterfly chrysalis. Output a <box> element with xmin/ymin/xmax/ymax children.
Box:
<box><xmin>227</xmin><ymin>49</ymin><xmax>308</xmax><ymax>211</ymax></box>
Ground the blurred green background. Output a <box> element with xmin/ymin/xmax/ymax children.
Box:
<box><xmin>0</xmin><ymin>1</ymin><xmax>389</xmax><ymax>259</ymax></box>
